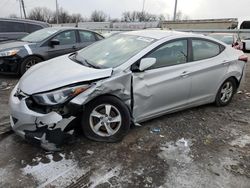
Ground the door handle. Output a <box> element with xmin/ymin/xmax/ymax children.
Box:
<box><xmin>180</xmin><ymin>71</ymin><xmax>189</xmax><ymax>77</ymax></box>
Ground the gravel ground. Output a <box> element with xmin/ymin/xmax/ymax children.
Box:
<box><xmin>0</xmin><ymin>54</ymin><xmax>250</xmax><ymax>188</ymax></box>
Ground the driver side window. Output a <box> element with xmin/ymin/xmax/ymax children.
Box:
<box><xmin>53</xmin><ymin>30</ymin><xmax>76</xmax><ymax>45</ymax></box>
<box><xmin>146</xmin><ymin>39</ymin><xmax>188</xmax><ymax>69</ymax></box>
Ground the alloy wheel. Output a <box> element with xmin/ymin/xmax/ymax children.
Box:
<box><xmin>220</xmin><ymin>81</ymin><xmax>233</xmax><ymax>103</ymax></box>
<box><xmin>25</xmin><ymin>59</ymin><xmax>38</xmax><ymax>71</ymax></box>
<box><xmin>89</xmin><ymin>104</ymin><xmax>122</xmax><ymax>137</ymax></box>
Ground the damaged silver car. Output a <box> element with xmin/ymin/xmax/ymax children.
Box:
<box><xmin>9</xmin><ymin>30</ymin><xmax>248</xmax><ymax>150</ymax></box>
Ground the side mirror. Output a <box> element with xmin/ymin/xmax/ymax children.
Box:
<box><xmin>50</xmin><ymin>39</ymin><xmax>60</xmax><ymax>46</ymax></box>
<box><xmin>139</xmin><ymin>58</ymin><xmax>156</xmax><ymax>71</ymax></box>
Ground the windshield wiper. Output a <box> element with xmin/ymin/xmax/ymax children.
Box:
<box><xmin>83</xmin><ymin>58</ymin><xmax>101</xmax><ymax>69</ymax></box>
<box><xmin>72</xmin><ymin>52</ymin><xmax>101</xmax><ymax>69</ymax></box>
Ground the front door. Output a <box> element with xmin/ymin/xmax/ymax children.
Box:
<box><xmin>47</xmin><ymin>30</ymin><xmax>78</xmax><ymax>59</ymax></box>
<box><xmin>132</xmin><ymin>39</ymin><xmax>192</xmax><ymax>122</ymax></box>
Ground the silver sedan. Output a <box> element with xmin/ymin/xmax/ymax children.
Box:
<box><xmin>9</xmin><ymin>30</ymin><xmax>248</xmax><ymax>150</ymax></box>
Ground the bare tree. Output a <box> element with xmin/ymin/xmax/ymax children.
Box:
<box><xmin>9</xmin><ymin>14</ymin><xmax>18</xmax><ymax>19</ymax></box>
<box><xmin>28</xmin><ymin>7</ymin><xmax>44</xmax><ymax>21</ymax></box>
<box><xmin>58</xmin><ymin>8</ymin><xmax>71</xmax><ymax>23</ymax></box>
<box><xmin>27</xmin><ymin>7</ymin><xmax>84</xmax><ymax>24</ymax></box>
<box><xmin>43</xmin><ymin>8</ymin><xmax>53</xmax><ymax>23</ymax></box>
<box><xmin>122</xmin><ymin>11</ymin><xmax>162</xmax><ymax>22</ymax></box>
<box><xmin>28</xmin><ymin>7</ymin><xmax>53</xmax><ymax>23</ymax></box>
<box><xmin>158</xmin><ymin>14</ymin><xmax>166</xmax><ymax>21</ymax></box>
<box><xmin>70</xmin><ymin>13</ymin><xmax>83</xmax><ymax>23</ymax></box>
<box><xmin>90</xmin><ymin>10</ymin><xmax>107</xmax><ymax>22</ymax></box>
<box><xmin>175</xmin><ymin>11</ymin><xmax>190</xmax><ymax>20</ymax></box>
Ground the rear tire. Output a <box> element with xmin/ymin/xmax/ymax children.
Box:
<box><xmin>215</xmin><ymin>78</ymin><xmax>236</xmax><ymax>107</ymax></box>
<box><xmin>81</xmin><ymin>96</ymin><xmax>131</xmax><ymax>142</ymax></box>
<box><xmin>20</xmin><ymin>56</ymin><xmax>42</xmax><ymax>76</ymax></box>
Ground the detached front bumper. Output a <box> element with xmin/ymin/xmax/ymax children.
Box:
<box><xmin>9</xmin><ymin>85</ymin><xmax>76</xmax><ymax>149</ymax></box>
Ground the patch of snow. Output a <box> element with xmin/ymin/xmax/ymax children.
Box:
<box><xmin>158</xmin><ymin>138</ymin><xmax>192</xmax><ymax>164</ymax></box>
<box><xmin>22</xmin><ymin>153</ymin><xmax>88</xmax><ymax>188</ymax></box>
<box><xmin>230</xmin><ymin>135</ymin><xmax>250</xmax><ymax>148</ymax></box>
<box><xmin>88</xmin><ymin>165</ymin><xmax>121</xmax><ymax>188</ymax></box>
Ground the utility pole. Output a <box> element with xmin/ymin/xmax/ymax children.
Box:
<box><xmin>19</xmin><ymin>0</ymin><xmax>23</xmax><ymax>18</ymax></box>
<box><xmin>173</xmin><ymin>0</ymin><xmax>178</xmax><ymax>21</ymax></box>
<box><xmin>142</xmin><ymin>0</ymin><xmax>145</xmax><ymax>14</ymax></box>
<box><xmin>141</xmin><ymin>0</ymin><xmax>145</xmax><ymax>22</ymax></box>
<box><xmin>21</xmin><ymin>0</ymin><xmax>26</xmax><ymax>19</ymax></box>
<box><xmin>56</xmin><ymin>0</ymin><xmax>59</xmax><ymax>24</ymax></box>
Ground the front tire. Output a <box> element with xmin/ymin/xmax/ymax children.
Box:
<box><xmin>215</xmin><ymin>78</ymin><xmax>236</xmax><ymax>106</ymax></box>
<box><xmin>20</xmin><ymin>56</ymin><xmax>42</xmax><ymax>76</ymax></box>
<box><xmin>81</xmin><ymin>96</ymin><xmax>131</xmax><ymax>142</ymax></box>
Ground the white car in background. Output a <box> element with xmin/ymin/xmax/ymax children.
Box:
<box><xmin>242</xmin><ymin>38</ymin><xmax>250</xmax><ymax>51</ymax></box>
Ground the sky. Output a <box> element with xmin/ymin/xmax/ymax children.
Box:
<box><xmin>0</xmin><ymin>0</ymin><xmax>249</xmax><ymax>24</ymax></box>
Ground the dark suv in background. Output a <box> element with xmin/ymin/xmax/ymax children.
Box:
<box><xmin>0</xmin><ymin>18</ymin><xmax>50</xmax><ymax>42</ymax></box>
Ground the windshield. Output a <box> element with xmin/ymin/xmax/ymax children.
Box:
<box><xmin>76</xmin><ymin>34</ymin><xmax>155</xmax><ymax>68</ymax></box>
<box><xmin>21</xmin><ymin>28</ymin><xmax>59</xmax><ymax>42</ymax></box>
<box><xmin>209</xmin><ymin>34</ymin><xmax>234</xmax><ymax>45</ymax></box>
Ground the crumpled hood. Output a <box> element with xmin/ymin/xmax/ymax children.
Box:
<box><xmin>0</xmin><ymin>40</ymin><xmax>31</xmax><ymax>51</ymax></box>
<box><xmin>19</xmin><ymin>55</ymin><xmax>113</xmax><ymax>94</ymax></box>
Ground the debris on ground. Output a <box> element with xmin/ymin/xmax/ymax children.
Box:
<box><xmin>150</xmin><ymin>127</ymin><xmax>161</xmax><ymax>133</ymax></box>
<box><xmin>237</xmin><ymin>90</ymin><xmax>243</xmax><ymax>94</ymax></box>
<box><xmin>86</xmin><ymin>150</ymin><xmax>94</xmax><ymax>155</ymax></box>
<box><xmin>0</xmin><ymin>81</ymin><xmax>14</xmax><ymax>91</ymax></box>
<box><xmin>204</xmin><ymin>135</ymin><xmax>213</xmax><ymax>145</ymax></box>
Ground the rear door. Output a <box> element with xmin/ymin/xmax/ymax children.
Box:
<box><xmin>188</xmin><ymin>38</ymin><xmax>229</xmax><ymax>104</ymax></box>
<box><xmin>132</xmin><ymin>39</ymin><xmax>192</xmax><ymax>121</ymax></box>
<box><xmin>78</xmin><ymin>30</ymin><xmax>98</xmax><ymax>49</ymax></box>
<box><xmin>47</xmin><ymin>30</ymin><xmax>77</xmax><ymax>59</ymax></box>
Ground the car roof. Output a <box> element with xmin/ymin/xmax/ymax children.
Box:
<box><xmin>0</xmin><ymin>18</ymin><xmax>49</xmax><ymax>27</ymax></box>
<box><xmin>50</xmin><ymin>27</ymin><xmax>102</xmax><ymax>35</ymax></box>
<box><xmin>123</xmin><ymin>30</ymin><xmax>203</xmax><ymax>40</ymax></box>
<box><xmin>208</xmin><ymin>33</ymin><xmax>235</xmax><ymax>36</ymax></box>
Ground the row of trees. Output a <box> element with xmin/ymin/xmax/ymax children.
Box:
<box><xmin>9</xmin><ymin>7</ymin><xmax>189</xmax><ymax>23</ymax></box>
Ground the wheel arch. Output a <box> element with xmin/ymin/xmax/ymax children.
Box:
<box><xmin>82</xmin><ymin>93</ymin><xmax>133</xmax><ymax>117</ymax></box>
<box><xmin>22</xmin><ymin>54</ymin><xmax>45</xmax><ymax>61</ymax></box>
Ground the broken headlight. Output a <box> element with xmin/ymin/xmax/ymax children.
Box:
<box><xmin>32</xmin><ymin>85</ymin><xmax>89</xmax><ymax>106</ymax></box>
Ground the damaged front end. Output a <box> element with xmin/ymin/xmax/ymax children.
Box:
<box><xmin>9</xmin><ymin>84</ymin><xmax>88</xmax><ymax>151</ymax></box>
<box><xmin>9</xmin><ymin>70</ymin><xmax>134</xmax><ymax>151</ymax></box>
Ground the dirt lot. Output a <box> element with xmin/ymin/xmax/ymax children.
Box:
<box><xmin>0</xmin><ymin>55</ymin><xmax>250</xmax><ymax>188</ymax></box>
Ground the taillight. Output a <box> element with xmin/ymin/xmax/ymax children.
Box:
<box><xmin>238</xmin><ymin>54</ymin><xmax>248</xmax><ymax>62</ymax></box>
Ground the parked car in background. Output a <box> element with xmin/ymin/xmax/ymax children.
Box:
<box><xmin>0</xmin><ymin>18</ymin><xmax>49</xmax><ymax>42</ymax></box>
<box><xmin>207</xmin><ymin>33</ymin><xmax>243</xmax><ymax>50</ymax></box>
<box><xmin>9</xmin><ymin>30</ymin><xmax>248</xmax><ymax>150</ymax></box>
<box><xmin>242</xmin><ymin>38</ymin><xmax>250</xmax><ymax>51</ymax></box>
<box><xmin>0</xmin><ymin>27</ymin><xmax>104</xmax><ymax>75</ymax></box>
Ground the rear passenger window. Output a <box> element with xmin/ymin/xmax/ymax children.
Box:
<box><xmin>26</xmin><ymin>24</ymin><xmax>43</xmax><ymax>33</ymax></box>
<box><xmin>192</xmin><ymin>40</ymin><xmax>221</xmax><ymax>61</ymax></box>
<box><xmin>53</xmin><ymin>31</ymin><xmax>76</xmax><ymax>45</ymax></box>
<box><xmin>79</xmin><ymin>31</ymin><xmax>96</xmax><ymax>42</ymax></box>
<box><xmin>146</xmin><ymin>40</ymin><xmax>188</xmax><ymax>69</ymax></box>
<box><xmin>0</xmin><ymin>21</ymin><xmax>25</xmax><ymax>32</ymax></box>
<box><xmin>95</xmin><ymin>34</ymin><xmax>104</xmax><ymax>40</ymax></box>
